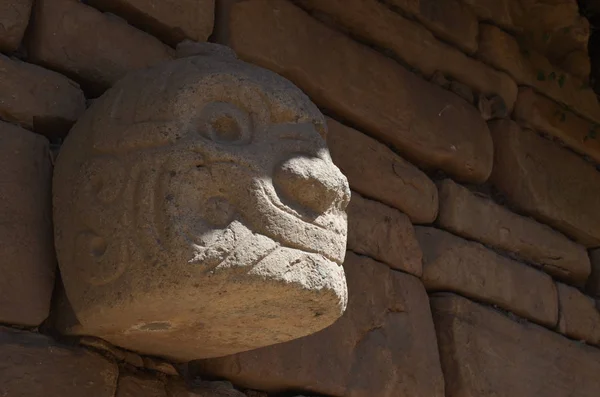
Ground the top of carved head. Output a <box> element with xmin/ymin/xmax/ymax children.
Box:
<box><xmin>53</xmin><ymin>51</ymin><xmax>350</xmax><ymax>360</ymax></box>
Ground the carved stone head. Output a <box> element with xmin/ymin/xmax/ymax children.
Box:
<box><xmin>53</xmin><ymin>53</ymin><xmax>350</xmax><ymax>360</ymax></box>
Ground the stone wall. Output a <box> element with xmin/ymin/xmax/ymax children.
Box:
<box><xmin>2</xmin><ymin>0</ymin><xmax>600</xmax><ymax>396</ymax></box>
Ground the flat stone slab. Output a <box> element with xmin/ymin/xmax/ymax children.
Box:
<box><xmin>490</xmin><ymin>120</ymin><xmax>600</xmax><ymax>248</ymax></box>
<box><xmin>432</xmin><ymin>294</ymin><xmax>600</xmax><ymax>397</ymax></box>
<box><xmin>193</xmin><ymin>252</ymin><xmax>445</xmax><ymax>397</ymax></box>
<box><xmin>0</xmin><ymin>121</ymin><xmax>55</xmax><ymax>326</ymax></box>
<box><xmin>0</xmin><ymin>0</ymin><xmax>33</xmax><ymax>52</ymax></box>
<box><xmin>219</xmin><ymin>0</ymin><xmax>493</xmax><ymax>183</ymax></box>
<box><xmin>557</xmin><ymin>283</ymin><xmax>600</xmax><ymax>346</ymax></box>
<box><xmin>0</xmin><ymin>327</ymin><xmax>118</xmax><ymax>397</ymax></box>
<box><xmin>417</xmin><ymin>226</ymin><xmax>558</xmax><ymax>327</ymax></box>
<box><xmin>437</xmin><ymin>178</ymin><xmax>590</xmax><ymax>284</ymax></box>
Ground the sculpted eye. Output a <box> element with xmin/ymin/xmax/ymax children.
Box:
<box><xmin>199</xmin><ymin>102</ymin><xmax>252</xmax><ymax>145</ymax></box>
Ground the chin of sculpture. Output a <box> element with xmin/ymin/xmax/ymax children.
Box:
<box><xmin>52</xmin><ymin>48</ymin><xmax>350</xmax><ymax>361</ymax></box>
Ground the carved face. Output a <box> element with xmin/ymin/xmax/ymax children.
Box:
<box><xmin>53</xmin><ymin>54</ymin><xmax>350</xmax><ymax>360</ymax></box>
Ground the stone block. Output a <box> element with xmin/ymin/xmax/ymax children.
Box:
<box><xmin>514</xmin><ymin>87</ymin><xmax>600</xmax><ymax>164</ymax></box>
<box><xmin>85</xmin><ymin>0</ymin><xmax>214</xmax><ymax>46</ymax></box>
<box><xmin>0</xmin><ymin>121</ymin><xmax>55</xmax><ymax>326</ymax></box>
<box><xmin>0</xmin><ymin>327</ymin><xmax>118</xmax><ymax>397</ymax></box>
<box><xmin>327</xmin><ymin>118</ymin><xmax>437</xmax><ymax>223</ymax></box>
<box><xmin>560</xmin><ymin>50</ymin><xmax>591</xmax><ymax>80</ymax></box>
<box><xmin>432</xmin><ymin>294</ymin><xmax>600</xmax><ymax>397</ymax></box>
<box><xmin>27</xmin><ymin>0</ymin><xmax>173</xmax><ymax>96</ymax></box>
<box><xmin>557</xmin><ymin>283</ymin><xmax>600</xmax><ymax>346</ymax></box>
<box><xmin>0</xmin><ymin>54</ymin><xmax>85</xmax><ymax>137</ymax></box>
<box><xmin>459</xmin><ymin>0</ymin><xmax>518</xmax><ymax>30</ymax></box>
<box><xmin>193</xmin><ymin>252</ymin><xmax>445</xmax><ymax>397</ymax></box>
<box><xmin>383</xmin><ymin>0</ymin><xmax>479</xmax><ymax>54</ymax></box>
<box><xmin>478</xmin><ymin>24</ymin><xmax>600</xmax><ymax>126</ymax></box>
<box><xmin>117</xmin><ymin>374</ymin><xmax>167</xmax><ymax>397</ymax></box>
<box><xmin>53</xmin><ymin>55</ymin><xmax>350</xmax><ymax>360</ymax></box>
<box><xmin>167</xmin><ymin>379</ymin><xmax>247</xmax><ymax>397</ymax></box>
<box><xmin>587</xmin><ymin>249</ymin><xmax>600</xmax><ymax>297</ymax></box>
<box><xmin>490</xmin><ymin>120</ymin><xmax>600</xmax><ymax>248</ymax></box>
<box><xmin>0</xmin><ymin>0</ymin><xmax>33</xmax><ymax>52</ymax></box>
<box><xmin>297</xmin><ymin>0</ymin><xmax>517</xmax><ymax>110</ymax></box>
<box><xmin>218</xmin><ymin>0</ymin><xmax>494</xmax><ymax>183</ymax></box>
<box><xmin>417</xmin><ymin>227</ymin><xmax>558</xmax><ymax>327</ymax></box>
<box><xmin>437</xmin><ymin>179</ymin><xmax>590</xmax><ymax>284</ymax></box>
<box><xmin>347</xmin><ymin>191</ymin><xmax>422</xmax><ymax>276</ymax></box>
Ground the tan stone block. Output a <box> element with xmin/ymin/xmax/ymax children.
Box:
<box><xmin>327</xmin><ymin>118</ymin><xmax>437</xmax><ymax>223</ymax></box>
<box><xmin>0</xmin><ymin>327</ymin><xmax>118</xmax><ymax>396</ymax></box>
<box><xmin>478</xmin><ymin>24</ymin><xmax>600</xmax><ymax>126</ymax></box>
<box><xmin>0</xmin><ymin>0</ymin><xmax>33</xmax><ymax>52</ymax></box>
<box><xmin>417</xmin><ymin>227</ymin><xmax>558</xmax><ymax>327</ymax></box>
<box><xmin>193</xmin><ymin>252</ymin><xmax>445</xmax><ymax>397</ymax></box>
<box><xmin>85</xmin><ymin>0</ymin><xmax>214</xmax><ymax>46</ymax></box>
<box><xmin>298</xmin><ymin>0</ymin><xmax>517</xmax><ymax>110</ymax></box>
<box><xmin>167</xmin><ymin>379</ymin><xmax>247</xmax><ymax>397</ymax></box>
<box><xmin>437</xmin><ymin>179</ymin><xmax>590</xmax><ymax>284</ymax></box>
<box><xmin>219</xmin><ymin>0</ymin><xmax>494</xmax><ymax>183</ymax></box>
<box><xmin>432</xmin><ymin>294</ymin><xmax>600</xmax><ymax>397</ymax></box>
<box><xmin>117</xmin><ymin>374</ymin><xmax>167</xmax><ymax>397</ymax></box>
<box><xmin>490</xmin><ymin>120</ymin><xmax>600</xmax><ymax>248</ymax></box>
<box><xmin>27</xmin><ymin>0</ymin><xmax>173</xmax><ymax>96</ymax></box>
<box><xmin>383</xmin><ymin>0</ymin><xmax>479</xmax><ymax>54</ymax></box>
<box><xmin>514</xmin><ymin>87</ymin><xmax>600</xmax><ymax>164</ymax></box>
<box><xmin>348</xmin><ymin>191</ymin><xmax>422</xmax><ymax>276</ymax></box>
<box><xmin>0</xmin><ymin>121</ymin><xmax>55</xmax><ymax>327</ymax></box>
<box><xmin>557</xmin><ymin>283</ymin><xmax>600</xmax><ymax>345</ymax></box>
<box><xmin>587</xmin><ymin>249</ymin><xmax>600</xmax><ymax>297</ymax></box>
<box><xmin>560</xmin><ymin>50</ymin><xmax>591</xmax><ymax>80</ymax></box>
<box><xmin>0</xmin><ymin>54</ymin><xmax>85</xmax><ymax>137</ymax></box>
<box><xmin>459</xmin><ymin>0</ymin><xmax>518</xmax><ymax>30</ymax></box>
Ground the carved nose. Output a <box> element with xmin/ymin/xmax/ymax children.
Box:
<box><xmin>274</xmin><ymin>156</ymin><xmax>349</xmax><ymax>214</ymax></box>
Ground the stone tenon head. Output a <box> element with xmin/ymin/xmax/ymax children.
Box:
<box><xmin>52</xmin><ymin>53</ymin><xmax>350</xmax><ymax>360</ymax></box>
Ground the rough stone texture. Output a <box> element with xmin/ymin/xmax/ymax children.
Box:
<box><xmin>490</xmin><ymin>120</ymin><xmax>600</xmax><ymax>248</ymax></box>
<box><xmin>0</xmin><ymin>54</ymin><xmax>85</xmax><ymax>137</ymax></box>
<box><xmin>432</xmin><ymin>294</ymin><xmax>600</xmax><ymax>397</ymax></box>
<box><xmin>514</xmin><ymin>87</ymin><xmax>600</xmax><ymax>164</ymax></box>
<box><xmin>437</xmin><ymin>179</ymin><xmax>591</xmax><ymax>284</ymax></box>
<box><xmin>327</xmin><ymin>118</ymin><xmax>437</xmax><ymax>224</ymax></box>
<box><xmin>383</xmin><ymin>0</ymin><xmax>479</xmax><ymax>54</ymax></box>
<box><xmin>168</xmin><ymin>380</ymin><xmax>247</xmax><ymax>397</ymax></box>
<box><xmin>53</xmin><ymin>55</ymin><xmax>350</xmax><ymax>361</ymax></box>
<box><xmin>560</xmin><ymin>50</ymin><xmax>591</xmax><ymax>80</ymax></box>
<box><xmin>296</xmin><ymin>0</ymin><xmax>517</xmax><ymax>110</ymax></box>
<box><xmin>0</xmin><ymin>121</ymin><xmax>55</xmax><ymax>326</ymax></box>
<box><xmin>417</xmin><ymin>227</ymin><xmax>558</xmax><ymax>327</ymax></box>
<box><xmin>85</xmin><ymin>0</ymin><xmax>215</xmax><ymax>46</ymax></box>
<box><xmin>0</xmin><ymin>0</ymin><xmax>33</xmax><ymax>53</ymax></box>
<box><xmin>117</xmin><ymin>374</ymin><xmax>167</xmax><ymax>397</ymax></box>
<box><xmin>588</xmin><ymin>249</ymin><xmax>600</xmax><ymax>297</ymax></box>
<box><xmin>460</xmin><ymin>0</ymin><xmax>517</xmax><ymax>30</ymax></box>
<box><xmin>478</xmin><ymin>24</ymin><xmax>600</xmax><ymax>126</ymax></box>
<box><xmin>347</xmin><ymin>191</ymin><xmax>422</xmax><ymax>276</ymax></box>
<box><xmin>557</xmin><ymin>283</ymin><xmax>600</xmax><ymax>345</ymax></box>
<box><xmin>27</xmin><ymin>0</ymin><xmax>173</xmax><ymax>96</ymax></box>
<box><xmin>218</xmin><ymin>0</ymin><xmax>494</xmax><ymax>183</ymax></box>
<box><xmin>193</xmin><ymin>252</ymin><xmax>445</xmax><ymax>397</ymax></box>
<box><xmin>0</xmin><ymin>327</ymin><xmax>118</xmax><ymax>396</ymax></box>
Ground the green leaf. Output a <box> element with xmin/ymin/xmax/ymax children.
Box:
<box><xmin>537</xmin><ymin>71</ymin><xmax>546</xmax><ymax>81</ymax></box>
<box><xmin>548</xmin><ymin>72</ymin><xmax>557</xmax><ymax>81</ymax></box>
<box><xmin>558</xmin><ymin>74</ymin><xmax>566</xmax><ymax>88</ymax></box>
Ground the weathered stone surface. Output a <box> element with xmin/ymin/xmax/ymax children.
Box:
<box><xmin>460</xmin><ymin>0</ymin><xmax>517</xmax><ymax>30</ymax></box>
<box><xmin>0</xmin><ymin>327</ymin><xmax>118</xmax><ymax>396</ymax></box>
<box><xmin>218</xmin><ymin>0</ymin><xmax>494</xmax><ymax>183</ymax></box>
<box><xmin>0</xmin><ymin>0</ymin><xmax>33</xmax><ymax>52</ymax></box>
<box><xmin>176</xmin><ymin>41</ymin><xmax>237</xmax><ymax>60</ymax></box>
<box><xmin>490</xmin><ymin>120</ymin><xmax>600</xmax><ymax>248</ymax></box>
<box><xmin>383</xmin><ymin>0</ymin><xmax>479</xmax><ymax>54</ymax></box>
<box><xmin>437</xmin><ymin>179</ymin><xmax>590</xmax><ymax>284</ymax></box>
<box><xmin>168</xmin><ymin>380</ymin><xmax>247</xmax><ymax>397</ymax></box>
<box><xmin>417</xmin><ymin>227</ymin><xmax>558</xmax><ymax>327</ymax></box>
<box><xmin>53</xmin><ymin>55</ymin><xmax>350</xmax><ymax>360</ymax></box>
<box><xmin>86</xmin><ymin>0</ymin><xmax>214</xmax><ymax>46</ymax></box>
<box><xmin>117</xmin><ymin>374</ymin><xmax>167</xmax><ymax>397</ymax></box>
<box><xmin>0</xmin><ymin>121</ymin><xmax>55</xmax><ymax>326</ymax></box>
<box><xmin>347</xmin><ymin>191</ymin><xmax>422</xmax><ymax>276</ymax></box>
<box><xmin>297</xmin><ymin>0</ymin><xmax>518</xmax><ymax>109</ymax></box>
<box><xmin>587</xmin><ymin>249</ymin><xmax>600</xmax><ymax>297</ymax></box>
<box><xmin>478</xmin><ymin>24</ymin><xmax>600</xmax><ymax>126</ymax></box>
<box><xmin>514</xmin><ymin>87</ymin><xmax>600</xmax><ymax>164</ymax></box>
<box><xmin>193</xmin><ymin>252</ymin><xmax>445</xmax><ymax>397</ymax></box>
<box><xmin>432</xmin><ymin>294</ymin><xmax>600</xmax><ymax>397</ymax></box>
<box><xmin>327</xmin><ymin>118</ymin><xmax>437</xmax><ymax>223</ymax></box>
<box><xmin>0</xmin><ymin>54</ymin><xmax>85</xmax><ymax>137</ymax></box>
<box><xmin>27</xmin><ymin>0</ymin><xmax>173</xmax><ymax>95</ymax></box>
<box><xmin>557</xmin><ymin>283</ymin><xmax>600</xmax><ymax>345</ymax></box>
<box><xmin>560</xmin><ymin>50</ymin><xmax>591</xmax><ymax>80</ymax></box>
